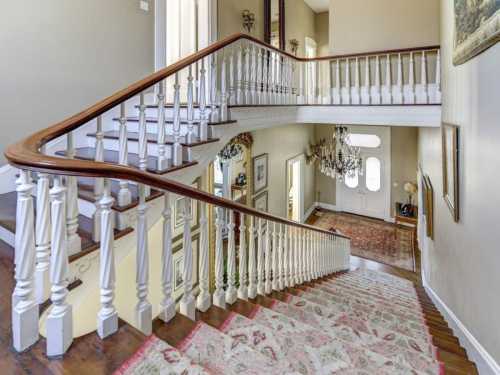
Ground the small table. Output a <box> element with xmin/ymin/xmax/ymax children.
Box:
<box><xmin>395</xmin><ymin>203</ymin><xmax>418</xmax><ymax>253</ymax></box>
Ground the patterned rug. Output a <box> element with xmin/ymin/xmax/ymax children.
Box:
<box><xmin>312</xmin><ymin>210</ymin><xmax>415</xmax><ymax>271</ymax></box>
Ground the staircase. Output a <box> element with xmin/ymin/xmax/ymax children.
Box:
<box><xmin>1</xmin><ymin>33</ymin><xmax>477</xmax><ymax>373</ymax></box>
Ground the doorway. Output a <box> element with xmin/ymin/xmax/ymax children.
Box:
<box><xmin>286</xmin><ymin>155</ymin><xmax>305</xmax><ymax>222</ymax></box>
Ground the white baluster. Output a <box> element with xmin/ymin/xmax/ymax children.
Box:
<box><xmin>345</xmin><ymin>58</ymin><xmax>351</xmax><ymax>105</ymax></box>
<box><xmin>198</xmin><ymin>60</ymin><xmax>209</xmax><ymax>141</ymax></box>
<box><xmin>225</xmin><ymin>210</ymin><xmax>237</xmax><ymax>304</ymax></box>
<box><xmin>197</xmin><ymin>202</ymin><xmax>211</xmax><ymax>311</ymax></box>
<box><xmin>65</xmin><ymin>133</ymin><xmax>81</xmax><ymax>256</ymax></box>
<box><xmin>247</xmin><ymin>216</ymin><xmax>257</xmax><ymax>299</ymax></box>
<box><xmin>237</xmin><ymin>213</ymin><xmax>248</xmax><ymax>300</ymax></box>
<box><xmin>304</xmin><ymin>231</ymin><xmax>310</xmax><ymax>282</ymax></box>
<box><xmin>299</xmin><ymin>228</ymin><xmax>304</xmax><ymax>283</ymax></box>
<box><xmin>210</xmin><ymin>55</ymin><xmax>218</xmax><ymax>122</ymax></box>
<box><xmin>12</xmin><ymin>170</ymin><xmax>38</xmax><ymax>352</ymax></box>
<box><xmin>407</xmin><ymin>52</ymin><xmax>416</xmax><ymax>104</ymax></box>
<box><xmin>186</xmin><ymin>65</ymin><xmax>196</xmax><ymax>144</ymax></box>
<box><xmin>353</xmin><ymin>57</ymin><xmax>361</xmax><ymax>104</ymax></box>
<box><xmin>384</xmin><ymin>54</ymin><xmax>393</xmax><ymax>104</ymax></box>
<box><xmin>312</xmin><ymin>232</ymin><xmax>318</xmax><ymax>279</ymax></box>
<box><xmin>47</xmin><ymin>176</ymin><xmax>73</xmax><ymax>356</ymax></box>
<box><xmin>373</xmin><ymin>55</ymin><xmax>381</xmax><ymax>104</ymax></box>
<box><xmin>395</xmin><ymin>53</ymin><xmax>403</xmax><ymax>104</ymax></box>
<box><xmin>159</xmin><ymin>193</ymin><xmax>175</xmax><ymax>322</ymax></box>
<box><xmin>264</xmin><ymin>220</ymin><xmax>272</xmax><ymax>294</ymax></box>
<box><xmin>250</xmin><ymin>45</ymin><xmax>257</xmax><ymax>104</ymax></box>
<box><xmin>244</xmin><ymin>44</ymin><xmax>251</xmax><ymax>104</ymax></box>
<box><xmin>272</xmin><ymin>222</ymin><xmax>279</xmax><ymax>291</ymax></box>
<box><xmin>97</xmin><ymin>179</ymin><xmax>118</xmax><ymax>339</ymax></box>
<box><xmin>213</xmin><ymin>207</ymin><xmax>225</xmax><ymax>308</ymax></box>
<box><xmin>262</xmin><ymin>50</ymin><xmax>269</xmax><ymax>104</ymax></box>
<box><xmin>421</xmin><ymin>51</ymin><xmax>429</xmax><ymax>103</ymax></box>
<box><xmin>363</xmin><ymin>56</ymin><xmax>371</xmax><ymax>105</ymax></box>
<box><xmin>291</xmin><ymin>227</ymin><xmax>298</xmax><ymax>285</ymax></box>
<box><xmin>334</xmin><ymin>60</ymin><xmax>341</xmax><ymax>104</ymax></box>
<box><xmin>220</xmin><ymin>54</ymin><xmax>228</xmax><ymax>122</ymax></box>
<box><xmin>35</xmin><ymin>166</ymin><xmax>51</xmax><ymax>304</ymax></box>
<box><xmin>289</xmin><ymin>226</ymin><xmax>295</xmax><ymax>286</ymax></box>
<box><xmin>282</xmin><ymin>226</ymin><xmax>289</xmax><ymax>288</ymax></box>
<box><xmin>256</xmin><ymin>48</ymin><xmax>263</xmax><ymax>104</ymax></box>
<box><xmin>137</xmin><ymin>93</ymin><xmax>150</xmax><ymax>197</ymax></box>
<box><xmin>135</xmin><ymin>183</ymin><xmax>152</xmax><ymax>333</ymax></box>
<box><xmin>298</xmin><ymin>61</ymin><xmax>304</xmax><ymax>104</ymax></box>
<box><xmin>156</xmin><ymin>81</ymin><xmax>169</xmax><ymax>171</ymax></box>
<box><xmin>277</xmin><ymin>224</ymin><xmax>284</xmax><ymax>290</ymax></box>
<box><xmin>236</xmin><ymin>44</ymin><xmax>243</xmax><ymax>104</ymax></box>
<box><xmin>228</xmin><ymin>49</ymin><xmax>235</xmax><ymax>106</ymax></box>
<box><xmin>180</xmin><ymin>198</ymin><xmax>195</xmax><ymax>320</ymax></box>
<box><xmin>172</xmin><ymin>73</ymin><xmax>183</xmax><ymax>166</ymax></box>
<box><xmin>93</xmin><ymin>117</ymin><xmax>104</xmax><ymax>242</ymax></box>
<box><xmin>435</xmin><ymin>49</ymin><xmax>441</xmax><ymax>103</ymax></box>
<box><xmin>118</xmin><ymin>103</ymin><xmax>132</xmax><ymax>207</ymax></box>
<box><xmin>256</xmin><ymin>218</ymin><xmax>265</xmax><ymax>295</ymax></box>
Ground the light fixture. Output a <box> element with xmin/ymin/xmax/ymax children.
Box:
<box><xmin>289</xmin><ymin>39</ymin><xmax>299</xmax><ymax>56</ymax></box>
<box><xmin>242</xmin><ymin>10</ymin><xmax>256</xmax><ymax>34</ymax></box>
<box><xmin>306</xmin><ymin>126</ymin><xmax>363</xmax><ymax>181</ymax></box>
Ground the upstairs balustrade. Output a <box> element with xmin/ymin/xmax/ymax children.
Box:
<box><xmin>5</xmin><ymin>33</ymin><xmax>439</xmax><ymax>358</ymax></box>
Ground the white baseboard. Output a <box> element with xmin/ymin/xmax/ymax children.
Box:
<box><xmin>315</xmin><ymin>201</ymin><xmax>339</xmax><ymax>212</ymax></box>
<box><xmin>302</xmin><ymin>204</ymin><xmax>317</xmax><ymax>223</ymax></box>
<box><xmin>422</xmin><ymin>277</ymin><xmax>500</xmax><ymax>375</ymax></box>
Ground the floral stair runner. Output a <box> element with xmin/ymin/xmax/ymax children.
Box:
<box><xmin>116</xmin><ymin>269</ymin><xmax>445</xmax><ymax>374</ymax></box>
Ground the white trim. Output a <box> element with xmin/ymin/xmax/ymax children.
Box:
<box><xmin>286</xmin><ymin>154</ymin><xmax>306</xmax><ymax>222</ymax></box>
<box><xmin>302</xmin><ymin>204</ymin><xmax>317</xmax><ymax>223</ymax></box>
<box><xmin>0</xmin><ymin>224</ymin><xmax>14</xmax><ymax>247</ymax></box>
<box><xmin>315</xmin><ymin>201</ymin><xmax>339</xmax><ymax>212</ymax></box>
<box><xmin>423</xmin><ymin>277</ymin><xmax>500</xmax><ymax>375</ymax></box>
<box><xmin>154</xmin><ymin>0</ymin><xmax>167</xmax><ymax>71</ymax></box>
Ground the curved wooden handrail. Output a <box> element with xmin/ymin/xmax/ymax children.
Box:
<box><xmin>3</xmin><ymin>32</ymin><xmax>441</xmax><ymax>239</ymax></box>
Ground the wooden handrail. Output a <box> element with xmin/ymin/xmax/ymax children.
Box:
<box><xmin>3</xmin><ymin>32</ymin><xmax>441</xmax><ymax>240</ymax></box>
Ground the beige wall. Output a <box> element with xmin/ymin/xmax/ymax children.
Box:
<box><xmin>418</xmin><ymin>0</ymin><xmax>500</xmax><ymax>366</ymax></box>
<box><xmin>218</xmin><ymin>0</ymin><xmax>265</xmax><ymax>41</ymax></box>
<box><xmin>314</xmin><ymin>125</ymin><xmax>336</xmax><ymax>206</ymax></box>
<box><xmin>391</xmin><ymin>127</ymin><xmax>419</xmax><ymax>216</ymax></box>
<box><xmin>315</xmin><ymin>11</ymin><xmax>330</xmax><ymax>56</ymax></box>
<box><xmin>329</xmin><ymin>0</ymin><xmax>440</xmax><ymax>54</ymax></box>
<box><xmin>284</xmin><ymin>0</ymin><xmax>316</xmax><ymax>56</ymax></box>
<box><xmin>251</xmin><ymin>124</ymin><xmax>316</xmax><ymax>218</ymax></box>
<box><xmin>0</xmin><ymin>0</ymin><xmax>154</xmax><ymax>164</ymax></box>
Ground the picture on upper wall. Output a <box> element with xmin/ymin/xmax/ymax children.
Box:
<box><xmin>252</xmin><ymin>153</ymin><xmax>269</xmax><ymax>194</ymax></box>
<box><xmin>453</xmin><ymin>0</ymin><xmax>500</xmax><ymax>65</ymax></box>
<box><xmin>442</xmin><ymin>123</ymin><xmax>460</xmax><ymax>222</ymax></box>
<box><xmin>253</xmin><ymin>191</ymin><xmax>269</xmax><ymax>212</ymax></box>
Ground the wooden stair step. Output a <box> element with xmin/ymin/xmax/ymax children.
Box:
<box><xmin>55</xmin><ymin>147</ymin><xmax>197</xmax><ymax>175</ymax></box>
<box><xmin>113</xmin><ymin>116</ymin><xmax>236</xmax><ymax>126</ymax></box>
<box><xmin>87</xmin><ymin>131</ymin><xmax>220</xmax><ymax>148</ymax></box>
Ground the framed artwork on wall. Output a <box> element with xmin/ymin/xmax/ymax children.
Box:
<box><xmin>172</xmin><ymin>234</ymin><xmax>200</xmax><ymax>299</ymax></box>
<box><xmin>172</xmin><ymin>177</ymin><xmax>201</xmax><ymax>242</ymax></box>
<box><xmin>453</xmin><ymin>1</ymin><xmax>500</xmax><ymax>65</ymax></box>
<box><xmin>442</xmin><ymin>123</ymin><xmax>460</xmax><ymax>222</ymax></box>
<box><xmin>252</xmin><ymin>153</ymin><xmax>269</xmax><ymax>194</ymax></box>
<box><xmin>253</xmin><ymin>190</ymin><xmax>269</xmax><ymax>212</ymax></box>
<box><xmin>423</xmin><ymin>174</ymin><xmax>434</xmax><ymax>240</ymax></box>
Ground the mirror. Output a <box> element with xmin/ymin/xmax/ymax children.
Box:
<box><xmin>264</xmin><ymin>0</ymin><xmax>285</xmax><ymax>50</ymax></box>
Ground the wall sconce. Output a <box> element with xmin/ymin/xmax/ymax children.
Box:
<box><xmin>289</xmin><ymin>39</ymin><xmax>299</xmax><ymax>56</ymax></box>
<box><xmin>242</xmin><ymin>10</ymin><xmax>256</xmax><ymax>34</ymax></box>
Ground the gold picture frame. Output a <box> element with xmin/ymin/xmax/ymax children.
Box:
<box><xmin>442</xmin><ymin>123</ymin><xmax>459</xmax><ymax>222</ymax></box>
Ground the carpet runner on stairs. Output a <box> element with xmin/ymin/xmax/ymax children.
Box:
<box><xmin>116</xmin><ymin>269</ymin><xmax>446</xmax><ymax>374</ymax></box>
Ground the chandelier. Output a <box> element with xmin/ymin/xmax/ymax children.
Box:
<box><xmin>306</xmin><ymin>126</ymin><xmax>363</xmax><ymax>181</ymax></box>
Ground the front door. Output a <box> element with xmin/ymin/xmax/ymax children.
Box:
<box><xmin>336</xmin><ymin>126</ymin><xmax>391</xmax><ymax>220</ymax></box>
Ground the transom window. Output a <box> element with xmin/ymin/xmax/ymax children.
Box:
<box><xmin>365</xmin><ymin>157</ymin><xmax>381</xmax><ymax>192</ymax></box>
<box><xmin>348</xmin><ymin>134</ymin><xmax>381</xmax><ymax>148</ymax></box>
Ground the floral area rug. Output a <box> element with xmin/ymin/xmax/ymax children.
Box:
<box><xmin>312</xmin><ymin>210</ymin><xmax>415</xmax><ymax>271</ymax></box>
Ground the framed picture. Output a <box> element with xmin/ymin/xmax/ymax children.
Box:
<box><xmin>173</xmin><ymin>234</ymin><xmax>200</xmax><ymax>298</ymax></box>
<box><xmin>253</xmin><ymin>190</ymin><xmax>268</xmax><ymax>212</ymax></box>
<box><xmin>172</xmin><ymin>178</ymin><xmax>201</xmax><ymax>242</ymax></box>
<box><xmin>423</xmin><ymin>174</ymin><xmax>434</xmax><ymax>240</ymax></box>
<box><xmin>442</xmin><ymin>123</ymin><xmax>459</xmax><ymax>222</ymax></box>
<box><xmin>453</xmin><ymin>1</ymin><xmax>500</xmax><ymax>65</ymax></box>
<box><xmin>252</xmin><ymin>153</ymin><xmax>269</xmax><ymax>194</ymax></box>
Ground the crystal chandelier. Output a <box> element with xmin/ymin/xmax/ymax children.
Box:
<box><xmin>307</xmin><ymin>126</ymin><xmax>363</xmax><ymax>181</ymax></box>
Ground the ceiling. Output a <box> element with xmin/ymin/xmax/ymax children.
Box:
<box><xmin>304</xmin><ymin>0</ymin><xmax>329</xmax><ymax>13</ymax></box>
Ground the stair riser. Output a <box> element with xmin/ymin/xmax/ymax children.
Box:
<box><xmin>111</xmin><ymin>122</ymin><xmax>201</xmax><ymax>138</ymax></box>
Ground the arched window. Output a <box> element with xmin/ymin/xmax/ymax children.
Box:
<box><xmin>348</xmin><ymin>134</ymin><xmax>381</xmax><ymax>148</ymax></box>
<box><xmin>365</xmin><ymin>157</ymin><xmax>381</xmax><ymax>192</ymax></box>
<box><xmin>345</xmin><ymin>170</ymin><xmax>359</xmax><ymax>189</ymax></box>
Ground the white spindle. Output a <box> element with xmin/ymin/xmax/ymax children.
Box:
<box><xmin>304</xmin><ymin>231</ymin><xmax>310</xmax><ymax>282</ymax></box>
<box><xmin>135</xmin><ymin>183</ymin><xmax>152</xmax><ymax>333</ymax></box>
<box><xmin>237</xmin><ymin>213</ymin><xmax>248</xmax><ymax>300</ymax></box>
<box><xmin>264</xmin><ymin>220</ymin><xmax>272</xmax><ymax>294</ymax></box>
<box><xmin>353</xmin><ymin>57</ymin><xmax>361</xmax><ymax>104</ymax></box>
<box><xmin>65</xmin><ymin>132</ymin><xmax>81</xmax><ymax>256</ymax></box>
<box><xmin>374</xmin><ymin>55</ymin><xmax>381</xmax><ymax>104</ymax></box>
<box><xmin>364</xmin><ymin>56</ymin><xmax>371</xmax><ymax>105</ymax></box>
<box><xmin>97</xmin><ymin>179</ymin><xmax>118</xmax><ymax>339</ymax></box>
<box><xmin>186</xmin><ymin>66</ymin><xmax>196</xmax><ymax>144</ymax></box>
<box><xmin>395</xmin><ymin>54</ymin><xmax>403</xmax><ymax>104</ymax></box>
<box><xmin>250</xmin><ymin>45</ymin><xmax>257</xmax><ymax>104</ymax></box>
<box><xmin>199</xmin><ymin>60</ymin><xmax>209</xmax><ymax>141</ymax></box>
<box><xmin>236</xmin><ymin>44</ymin><xmax>243</xmax><ymax>104</ymax></box>
<box><xmin>228</xmin><ymin>50</ymin><xmax>235</xmax><ymax>106</ymax></box>
<box><xmin>408</xmin><ymin>52</ymin><xmax>416</xmax><ymax>104</ymax></box>
<box><xmin>47</xmin><ymin>176</ymin><xmax>73</xmax><ymax>356</ymax></box>
<box><xmin>256</xmin><ymin>48</ymin><xmax>263</xmax><ymax>104</ymax></box>
<box><xmin>256</xmin><ymin>218</ymin><xmax>265</xmax><ymax>295</ymax></box>
<box><xmin>282</xmin><ymin>226</ymin><xmax>289</xmax><ymax>288</ymax></box>
<box><xmin>289</xmin><ymin>226</ymin><xmax>295</xmax><ymax>286</ymax></box>
<box><xmin>35</xmin><ymin>167</ymin><xmax>51</xmax><ymax>304</ymax></box>
<box><xmin>225</xmin><ymin>210</ymin><xmax>237</xmax><ymax>304</ymax></box>
<box><xmin>210</xmin><ymin>55</ymin><xmax>218</xmax><ymax>121</ymax></box>
<box><xmin>262</xmin><ymin>50</ymin><xmax>269</xmax><ymax>104</ymax></box>
<box><xmin>298</xmin><ymin>228</ymin><xmax>304</xmax><ymax>283</ymax></box>
<box><xmin>421</xmin><ymin>51</ymin><xmax>429</xmax><ymax>103</ymax></box>
<box><xmin>118</xmin><ymin>103</ymin><xmax>132</xmax><ymax>206</ymax></box>
<box><xmin>436</xmin><ymin>49</ymin><xmax>441</xmax><ymax>102</ymax></box>
<box><xmin>244</xmin><ymin>44</ymin><xmax>251</xmax><ymax>104</ymax></box>
<box><xmin>334</xmin><ymin>60</ymin><xmax>341</xmax><ymax>104</ymax></box>
<box><xmin>12</xmin><ymin>170</ymin><xmax>38</xmax><ymax>352</ymax></box>
<box><xmin>159</xmin><ymin>193</ymin><xmax>175</xmax><ymax>322</ymax></box>
<box><xmin>291</xmin><ymin>227</ymin><xmax>298</xmax><ymax>285</ymax></box>
<box><xmin>345</xmin><ymin>58</ymin><xmax>351</xmax><ymax>104</ymax></box>
<box><xmin>213</xmin><ymin>207</ymin><xmax>225</xmax><ymax>308</ymax></box>
<box><xmin>384</xmin><ymin>54</ymin><xmax>393</xmax><ymax>104</ymax></box>
<box><xmin>180</xmin><ymin>198</ymin><xmax>195</xmax><ymax>320</ymax></box>
<box><xmin>247</xmin><ymin>216</ymin><xmax>257</xmax><ymax>299</ymax></box>
<box><xmin>272</xmin><ymin>222</ymin><xmax>279</xmax><ymax>291</ymax></box>
<box><xmin>277</xmin><ymin>224</ymin><xmax>284</xmax><ymax>290</ymax></box>
<box><xmin>137</xmin><ymin>93</ymin><xmax>150</xmax><ymax>197</ymax></box>
<box><xmin>220</xmin><ymin>54</ymin><xmax>228</xmax><ymax>121</ymax></box>
<box><xmin>196</xmin><ymin>202</ymin><xmax>211</xmax><ymax>311</ymax></box>
<box><xmin>172</xmin><ymin>73</ymin><xmax>183</xmax><ymax>166</ymax></box>
<box><xmin>156</xmin><ymin>81</ymin><xmax>168</xmax><ymax>170</ymax></box>
<box><xmin>93</xmin><ymin>117</ymin><xmax>104</xmax><ymax>242</ymax></box>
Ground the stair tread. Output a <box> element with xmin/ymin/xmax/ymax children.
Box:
<box><xmin>55</xmin><ymin>147</ymin><xmax>197</xmax><ymax>175</ymax></box>
<box><xmin>113</xmin><ymin>116</ymin><xmax>236</xmax><ymax>126</ymax></box>
<box><xmin>87</xmin><ymin>130</ymin><xmax>220</xmax><ymax>147</ymax></box>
